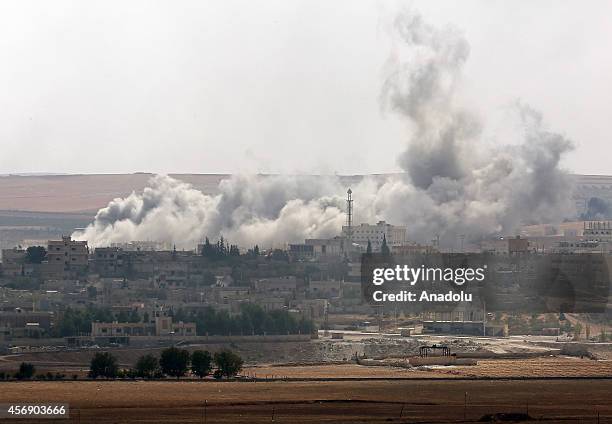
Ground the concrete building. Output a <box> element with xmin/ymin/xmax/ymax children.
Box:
<box><xmin>304</xmin><ymin>237</ymin><xmax>346</xmax><ymax>258</ymax></box>
<box><xmin>44</xmin><ymin>236</ymin><xmax>88</xmax><ymax>279</ymax></box>
<box><xmin>342</xmin><ymin>221</ymin><xmax>407</xmax><ymax>252</ymax></box>
<box><xmin>583</xmin><ymin>221</ymin><xmax>612</xmax><ymax>242</ymax></box>
<box><xmin>92</xmin><ymin>247</ymin><xmax>126</xmax><ymax>277</ymax></box>
<box><xmin>308</xmin><ymin>280</ymin><xmax>342</xmax><ymax>298</ymax></box>
<box><xmin>0</xmin><ymin>310</ymin><xmax>55</xmax><ymax>338</ymax></box>
<box><xmin>0</xmin><ymin>248</ymin><xmax>26</xmax><ymax>277</ymax></box>
<box><xmin>91</xmin><ymin>311</ymin><xmax>196</xmax><ymax>337</ymax></box>
<box><xmin>254</xmin><ymin>276</ymin><xmax>298</xmax><ymax>292</ymax></box>
<box><xmin>508</xmin><ymin>236</ymin><xmax>530</xmax><ymax>255</ymax></box>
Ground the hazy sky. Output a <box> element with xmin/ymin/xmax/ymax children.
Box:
<box><xmin>0</xmin><ymin>0</ymin><xmax>610</xmax><ymax>175</ymax></box>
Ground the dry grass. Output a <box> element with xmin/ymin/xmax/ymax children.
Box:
<box><xmin>0</xmin><ymin>379</ymin><xmax>610</xmax><ymax>423</ymax></box>
<box><xmin>244</xmin><ymin>357</ymin><xmax>612</xmax><ymax>379</ymax></box>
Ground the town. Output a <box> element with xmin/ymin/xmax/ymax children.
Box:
<box><xmin>1</xmin><ymin>187</ymin><xmax>611</xmax><ymax>359</ymax></box>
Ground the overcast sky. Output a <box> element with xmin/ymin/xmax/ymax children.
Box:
<box><xmin>0</xmin><ymin>0</ymin><xmax>610</xmax><ymax>176</ymax></box>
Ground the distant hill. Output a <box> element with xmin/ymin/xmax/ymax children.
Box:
<box><xmin>0</xmin><ymin>172</ymin><xmax>610</xmax><ymax>214</ymax></box>
<box><xmin>0</xmin><ymin>173</ymin><xmax>229</xmax><ymax>213</ymax></box>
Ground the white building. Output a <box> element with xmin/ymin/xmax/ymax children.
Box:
<box><xmin>342</xmin><ymin>221</ymin><xmax>407</xmax><ymax>252</ymax></box>
<box><xmin>583</xmin><ymin>221</ymin><xmax>612</xmax><ymax>242</ymax></box>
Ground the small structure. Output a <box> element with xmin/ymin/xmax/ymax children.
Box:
<box><xmin>419</xmin><ymin>344</ymin><xmax>451</xmax><ymax>357</ymax></box>
<box><xmin>409</xmin><ymin>344</ymin><xmax>477</xmax><ymax>366</ymax></box>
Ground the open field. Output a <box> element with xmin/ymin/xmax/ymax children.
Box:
<box><xmin>245</xmin><ymin>357</ymin><xmax>612</xmax><ymax>379</ymax></box>
<box><xmin>0</xmin><ymin>379</ymin><xmax>611</xmax><ymax>423</ymax></box>
<box><xmin>0</xmin><ymin>174</ymin><xmax>227</xmax><ymax>213</ymax></box>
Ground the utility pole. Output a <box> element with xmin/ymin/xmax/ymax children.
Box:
<box><xmin>345</xmin><ymin>189</ymin><xmax>353</xmax><ymax>255</ymax></box>
<box><xmin>483</xmin><ymin>300</ymin><xmax>486</xmax><ymax>336</ymax></box>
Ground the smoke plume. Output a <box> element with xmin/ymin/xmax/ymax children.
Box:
<box><xmin>74</xmin><ymin>9</ymin><xmax>574</xmax><ymax>249</ymax></box>
<box><xmin>75</xmin><ymin>174</ymin><xmax>346</xmax><ymax>248</ymax></box>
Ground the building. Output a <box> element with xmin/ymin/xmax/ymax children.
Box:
<box><xmin>508</xmin><ymin>236</ymin><xmax>530</xmax><ymax>255</ymax></box>
<box><xmin>304</xmin><ymin>237</ymin><xmax>346</xmax><ymax>258</ymax></box>
<box><xmin>0</xmin><ymin>310</ymin><xmax>55</xmax><ymax>338</ymax></box>
<box><xmin>0</xmin><ymin>248</ymin><xmax>26</xmax><ymax>277</ymax></box>
<box><xmin>44</xmin><ymin>236</ymin><xmax>88</xmax><ymax>279</ymax></box>
<box><xmin>308</xmin><ymin>280</ymin><xmax>342</xmax><ymax>298</ymax></box>
<box><xmin>583</xmin><ymin>221</ymin><xmax>612</xmax><ymax>242</ymax></box>
<box><xmin>288</xmin><ymin>243</ymin><xmax>314</xmax><ymax>260</ymax></box>
<box><xmin>342</xmin><ymin>221</ymin><xmax>407</xmax><ymax>252</ymax></box>
<box><xmin>91</xmin><ymin>310</ymin><xmax>196</xmax><ymax>338</ymax></box>
<box><xmin>92</xmin><ymin>247</ymin><xmax>126</xmax><ymax>277</ymax></box>
<box><xmin>254</xmin><ymin>276</ymin><xmax>298</xmax><ymax>292</ymax></box>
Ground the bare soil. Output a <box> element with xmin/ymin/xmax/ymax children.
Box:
<box><xmin>0</xmin><ymin>379</ymin><xmax>610</xmax><ymax>423</ymax></box>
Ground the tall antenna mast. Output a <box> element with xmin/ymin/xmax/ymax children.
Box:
<box><xmin>346</xmin><ymin>188</ymin><xmax>353</xmax><ymax>244</ymax></box>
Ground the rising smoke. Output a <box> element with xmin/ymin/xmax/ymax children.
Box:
<box><xmin>74</xmin><ymin>9</ymin><xmax>575</xmax><ymax>249</ymax></box>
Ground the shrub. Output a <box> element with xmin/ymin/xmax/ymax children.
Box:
<box><xmin>15</xmin><ymin>362</ymin><xmax>35</xmax><ymax>380</ymax></box>
<box><xmin>89</xmin><ymin>352</ymin><xmax>118</xmax><ymax>379</ymax></box>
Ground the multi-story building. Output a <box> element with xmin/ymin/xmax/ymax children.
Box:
<box><xmin>43</xmin><ymin>236</ymin><xmax>88</xmax><ymax>279</ymax></box>
<box><xmin>583</xmin><ymin>221</ymin><xmax>612</xmax><ymax>242</ymax></box>
<box><xmin>342</xmin><ymin>221</ymin><xmax>407</xmax><ymax>252</ymax></box>
<box><xmin>0</xmin><ymin>248</ymin><xmax>27</xmax><ymax>277</ymax></box>
<box><xmin>92</xmin><ymin>247</ymin><xmax>126</xmax><ymax>277</ymax></box>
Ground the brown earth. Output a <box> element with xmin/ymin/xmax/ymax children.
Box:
<box><xmin>246</xmin><ymin>357</ymin><xmax>612</xmax><ymax>379</ymax></box>
<box><xmin>0</xmin><ymin>174</ymin><xmax>227</xmax><ymax>213</ymax></box>
<box><xmin>0</xmin><ymin>379</ymin><xmax>610</xmax><ymax>423</ymax></box>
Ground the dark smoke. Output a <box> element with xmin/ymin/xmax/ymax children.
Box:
<box><xmin>74</xmin><ymin>9</ymin><xmax>575</xmax><ymax>249</ymax></box>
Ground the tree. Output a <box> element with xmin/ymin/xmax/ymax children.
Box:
<box><xmin>201</xmin><ymin>237</ymin><xmax>214</xmax><ymax>258</ymax></box>
<box><xmin>573</xmin><ymin>322</ymin><xmax>583</xmax><ymax>341</ymax></box>
<box><xmin>16</xmin><ymin>362</ymin><xmax>35</xmax><ymax>380</ymax></box>
<box><xmin>128</xmin><ymin>309</ymin><xmax>140</xmax><ymax>323</ymax></box>
<box><xmin>25</xmin><ymin>246</ymin><xmax>46</xmax><ymax>264</ymax></box>
<box><xmin>214</xmin><ymin>350</ymin><xmax>243</xmax><ymax>378</ymax></box>
<box><xmin>366</xmin><ymin>239</ymin><xmax>372</xmax><ymax>255</ymax></box>
<box><xmin>381</xmin><ymin>235</ymin><xmax>391</xmax><ymax>257</ymax></box>
<box><xmin>117</xmin><ymin>310</ymin><xmax>130</xmax><ymax>323</ymax></box>
<box><xmin>89</xmin><ymin>352</ymin><xmax>118</xmax><ymax>379</ymax></box>
<box><xmin>202</xmin><ymin>270</ymin><xmax>216</xmax><ymax>286</ymax></box>
<box><xmin>253</xmin><ymin>245</ymin><xmax>260</xmax><ymax>255</ymax></box>
<box><xmin>135</xmin><ymin>354</ymin><xmax>159</xmax><ymax>379</ymax></box>
<box><xmin>586</xmin><ymin>323</ymin><xmax>591</xmax><ymax>340</ymax></box>
<box><xmin>269</xmin><ymin>249</ymin><xmax>289</xmax><ymax>262</ymax></box>
<box><xmin>191</xmin><ymin>350</ymin><xmax>213</xmax><ymax>378</ymax></box>
<box><xmin>159</xmin><ymin>347</ymin><xmax>190</xmax><ymax>378</ymax></box>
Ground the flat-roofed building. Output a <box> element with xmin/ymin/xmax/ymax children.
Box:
<box><xmin>43</xmin><ymin>236</ymin><xmax>88</xmax><ymax>279</ymax></box>
<box><xmin>343</xmin><ymin>221</ymin><xmax>407</xmax><ymax>252</ymax></box>
<box><xmin>0</xmin><ymin>248</ymin><xmax>26</xmax><ymax>277</ymax></box>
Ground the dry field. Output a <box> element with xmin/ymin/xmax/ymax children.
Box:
<box><xmin>0</xmin><ymin>174</ymin><xmax>227</xmax><ymax>212</ymax></box>
<box><xmin>245</xmin><ymin>357</ymin><xmax>612</xmax><ymax>379</ymax></box>
<box><xmin>0</xmin><ymin>379</ymin><xmax>611</xmax><ymax>423</ymax></box>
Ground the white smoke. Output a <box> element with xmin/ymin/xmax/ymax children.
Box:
<box><xmin>74</xmin><ymin>174</ymin><xmax>347</xmax><ymax>248</ymax></box>
<box><xmin>74</xmin><ymin>9</ymin><xmax>574</xmax><ymax>249</ymax></box>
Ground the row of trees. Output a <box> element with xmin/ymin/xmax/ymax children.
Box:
<box><xmin>200</xmin><ymin>237</ymin><xmax>241</xmax><ymax>260</ymax></box>
<box><xmin>54</xmin><ymin>306</ymin><xmax>114</xmax><ymax>337</ymax></box>
<box><xmin>200</xmin><ymin>237</ymin><xmax>292</xmax><ymax>263</ymax></box>
<box><xmin>55</xmin><ymin>306</ymin><xmax>141</xmax><ymax>337</ymax></box>
<box><xmin>54</xmin><ymin>303</ymin><xmax>315</xmax><ymax>338</ymax></box>
<box><xmin>174</xmin><ymin>303</ymin><xmax>315</xmax><ymax>336</ymax></box>
<box><xmin>89</xmin><ymin>347</ymin><xmax>243</xmax><ymax>379</ymax></box>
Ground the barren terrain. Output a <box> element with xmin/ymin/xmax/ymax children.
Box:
<box><xmin>1</xmin><ymin>379</ymin><xmax>611</xmax><ymax>423</ymax></box>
